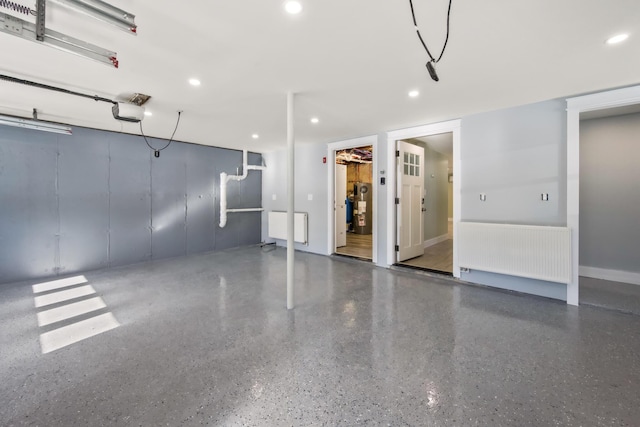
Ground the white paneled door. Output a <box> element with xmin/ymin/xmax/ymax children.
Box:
<box><xmin>396</xmin><ymin>141</ymin><xmax>424</xmax><ymax>262</ymax></box>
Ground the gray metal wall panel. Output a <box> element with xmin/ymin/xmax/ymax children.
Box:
<box><xmin>0</xmin><ymin>125</ymin><xmax>262</xmax><ymax>285</ymax></box>
<box><xmin>0</xmin><ymin>127</ymin><xmax>58</xmax><ymax>282</ymax></box>
<box><xmin>151</xmin><ymin>140</ymin><xmax>187</xmax><ymax>260</ymax></box>
<box><xmin>58</xmin><ymin>127</ymin><xmax>110</xmax><ymax>275</ymax></box>
<box><xmin>186</xmin><ymin>144</ymin><xmax>216</xmax><ymax>254</ymax></box>
<box><xmin>109</xmin><ymin>133</ymin><xmax>152</xmax><ymax>266</ymax></box>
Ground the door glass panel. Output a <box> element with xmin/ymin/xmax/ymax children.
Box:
<box><xmin>404</xmin><ymin>164</ymin><xmax>409</xmax><ymax>175</ymax></box>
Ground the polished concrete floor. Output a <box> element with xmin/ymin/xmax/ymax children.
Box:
<box><xmin>580</xmin><ymin>276</ymin><xmax>640</xmax><ymax>315</ymax></box>
<box><xmin>1</xmin><ymin>246</ymin><xmax>639</xmax><ymax>426</ymax></box>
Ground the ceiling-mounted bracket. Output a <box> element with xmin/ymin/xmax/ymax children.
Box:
<box><xmin>0</xmin><ymin>12</ymin><xmax>119</xmax><ymax>67</ymax></box>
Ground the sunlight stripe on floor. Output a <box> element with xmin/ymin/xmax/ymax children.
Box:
<box><xmin>32</xmin><ymin>275</ymin><xmax>88</xmax><ymax>294</ymax></box>
<box><xmin>34</xmin><ymin>285</ymin><xmax>96</xmax><ymax>308</ymax></box>
<box><xmin>39</xmin><ymin>312</ymin><xmax>120</xmax><ymax>354</ymax></box>
<box><xmin>36</xmin><ymin>297</ymin><xmax>107</xmax><ymax>327</ymax></box>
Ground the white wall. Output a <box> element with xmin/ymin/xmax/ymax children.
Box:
<box><xmin>459</xmin><ymin>99</ymin><xmax>568</xmax><ymax>301</ymax></box>
<box><xmin>580</xmin><ymin>112</ymin><xmax>640</xmax><ymax>275</ymax></box>
<box><xmin>262</xmin><ymin>99</ymin><xmax>570</xmax><ymax>300</ymax></box>
<box><xmin>262</xmin><ymin>143</ymin><xmax>329</xmax><ymax>255</ymax></box>
<box><xmin>262</xmin><ymin>133</ymin><xmax>389</xmax><ymax>266</ymax></box>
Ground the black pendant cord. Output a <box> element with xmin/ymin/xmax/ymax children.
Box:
<box><xmin>408</xmin><ymin>0</ymin><xmax>452</xmax><ymax>64</ymax></box>
<box><xmin>140</xmin><ymin>111</ymin><xmax>182</xmax><ymax>157</ymax></box>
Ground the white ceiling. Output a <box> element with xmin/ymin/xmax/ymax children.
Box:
<box><xmin>1</xmin><ymin>0</ymin><xmax>639</xmax><ymax>153</ymax></box>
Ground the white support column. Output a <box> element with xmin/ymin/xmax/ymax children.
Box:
<box><xmin>287</xmin><ymin>92</ymin><xmax>295</xmax><ymax>310</ymax></box>
<box><xmin>566</xmin><ymin>108</ymin><xmax>580</xmax><ymax>306</ymax></box>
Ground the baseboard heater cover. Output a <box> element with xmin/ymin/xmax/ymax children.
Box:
<box><xmin>268</xmin><ymin>211</ymin><xmax>308</xmax><ymax>245</ymax></box>
<box><xmin>458</xmin><ymin>222</ymin><xmax>571</xmax><ymax>284</ymax></box>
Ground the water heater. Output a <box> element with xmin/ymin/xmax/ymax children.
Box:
<box><xmin>352</xmin><ymin>182</ymin><xmax>372</xmax><ymax>235</ymax></box>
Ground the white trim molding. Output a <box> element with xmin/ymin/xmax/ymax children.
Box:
<box><xmin>566</xmin><ymin>84</ymin><xmax>640</xmax><ymax>306</ymax></box>
<box><xmin>580</xmin><ymin>266</ymin><xmax>640</xmax><ymax>286</ymax></box>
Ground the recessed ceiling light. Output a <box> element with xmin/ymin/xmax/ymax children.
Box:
<box><xmin>189</xmin><ymin>78</ymin><xmax>201</xmax><ymax>86</ymax></box>
<box><xmin>408</xmin><ymin>90</ymin><xmax>420</xmax><ymax>98</ymax></box>
<box><xmin>144</xmin><ymin>111</ymin><xmax>152</xmax><ymax>116</ymax></box>
<box><xmin>285</xmin><ymin>1</ymin><xmax>302</xmax><ymax>14</ymax></box>
<box><xmin>606</xmin><ymin>33</ymin><xmax>629</xmax><ymax>45</ymax></box>
<box><xmin>310</xmin><ymin>117</ymin><xmax>319</xmax><ymax>124</ymax></box>
<box><xmin>252</xmin><ymin>134</ymin><xmax>259</xmax><ymax>139</ymax></box>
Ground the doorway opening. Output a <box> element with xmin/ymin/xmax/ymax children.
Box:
<box><xmin>385</xmin><ymin>120</ymin><xmax>460</xmax><ymax>277</ymax></box>
<box><xmin>334</xmin><ymin>146</ymin><xmax>374</xmax><ymax>260</ymax></box>
<box><xmin>566</xmin><ymin>84</ymin><xmax>640</xmax><ymax>306</ymax></box>
<box><xmin>395</xmin><ymin>134</ymin><xmax>453</xmax><ymax>274</ymax></box>
<box><xmin>577</xmin><ymin>105</ymin><xmax>640</xmax><ymax>314</ymax></box>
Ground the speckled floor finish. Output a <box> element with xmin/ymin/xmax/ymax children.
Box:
<box><xmin>1</xmin><ymin>246</ymin><xmax>639</xmax><ymax>426</ymax></box>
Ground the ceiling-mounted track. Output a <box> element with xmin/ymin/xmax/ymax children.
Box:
<box><xmin>0</xmin><ymin>11</ymin><xmax>119</xmax><ymax>67</ymax></box>
<box><xmin>0</xmin><ymin>0</ymin><xmax>136</xmax><ymax>67</ymax></box>
<box><xmin>49</xmin><ymin>0</ymin><xmax>137</xmax><ymax>34</ymax></box>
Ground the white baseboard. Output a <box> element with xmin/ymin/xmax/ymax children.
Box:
<box><xmin>424</xmin><ymin>233</ymin><xmax>450</xmax><ymax>248</ymax></box>
<box><xmin>579</xmin><ymin>266</ymin><xmax>640</xmax><ymax>286</ymax></box>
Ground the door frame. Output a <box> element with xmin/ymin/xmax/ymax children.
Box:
<box><xmin>386</xmin><ymin>120</ymin><xmax>461</xmax><ymax>277</ymax></box>
<box><xmin>327</xmin><ymin>135</ymin><xmax>378</xmax><ymax>262</ymax></box>
<box><xmin>566</xmin><ymin>84</ymin><xmax>640</xmax><ymax>306</ymax></box>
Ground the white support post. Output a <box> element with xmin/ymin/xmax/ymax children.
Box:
<box><xmin>287</xmin><ymin>92</ymin><xmax>295</xmax><ymax>310</ymax></box>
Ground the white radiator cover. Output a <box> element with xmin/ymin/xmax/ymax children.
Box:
<box><xmin>268</xmin><ymin>211</ymin><xmax>308</xmax><ymax>245</ymax></box>
<box><xmin>458</xmin><ymin>222</ymin><xmax>572</xmax><ymax>284</ymax></box>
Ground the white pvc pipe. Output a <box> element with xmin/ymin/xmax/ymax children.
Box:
<box><xmin>287</xmin><ymin>92</ymin><xmax>295</xmax><ymax>310</ymax></box>
<box><xmin>227</xmin><ymin>208</ymin><xmax>264</xmax><ymax>212</ymax></box>
<box><xmin>219</xmin><ymin>150</ymin><xmax>266</xmax><ymax>228</ymax></box>
<box><xmin>220</xmin><ymin>172</ymin><xmax>228</xmax><ymax>227</ymax></box>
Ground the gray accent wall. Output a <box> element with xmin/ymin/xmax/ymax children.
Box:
<box><xmin>459</xmin><ymin>99</ymin><xmax>568</xmax><ymax>301</ymax></box>
<box><xmin>421</xmin><ymin>142</ymin><xmax>449</xmax><ymax>242</ymax></box>
<box><xmin>0</xmin><ymin>125</ymin><xmax>262</xmax><ymax>284</ymax></box>
<box><xmin>580</xmin><ymin>112</ymin><xmax>640</xmax><ymax>273</ymax></box>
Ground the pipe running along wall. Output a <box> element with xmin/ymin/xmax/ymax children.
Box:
<box><xmin>219</xmin><ymin>150</ymin><xmax>265</xmax><ymax>228</ymax></box>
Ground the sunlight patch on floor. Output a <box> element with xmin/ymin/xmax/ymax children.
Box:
<box><xmin>32</xmin><ymin>275</ymin><xmax>119</xmax><ymax>354</ymax></box>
